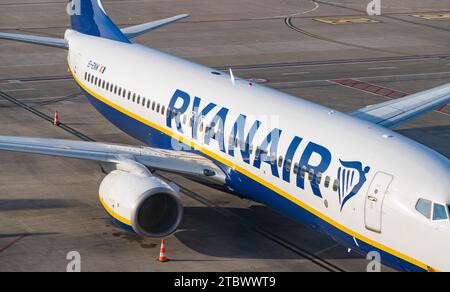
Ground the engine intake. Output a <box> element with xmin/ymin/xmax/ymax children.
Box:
<box><xmin>99</xmin><ymin>169</ymin><xmax>183</xmax><ymax>237</ymax></box>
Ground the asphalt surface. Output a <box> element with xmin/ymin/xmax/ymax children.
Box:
<box><xmin>0</xmin><ymin>0</ymin><xmax>448</xmax><ymax>272</ymax></box>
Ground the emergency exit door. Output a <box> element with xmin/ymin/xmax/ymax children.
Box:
<box><xmin>365</xmin><ymin>172</ymin><xmax>393</xmax><ymax>233</ymax></box>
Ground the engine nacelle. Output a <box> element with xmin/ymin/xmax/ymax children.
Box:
<box><xmin>99</xmin><ymin>169</ymin><xmax>183</xmax><ymax>237</ymax></box>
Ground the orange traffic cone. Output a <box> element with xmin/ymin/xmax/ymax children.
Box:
<box><xmin>157</xmin><ymin>239</ymin><xmax>169</xmax><ymax>262</ymax></box>
<box><xmin>53</xmin><ymin>111</ymin><xmax>60</xmax><ymax>125</ymax></box>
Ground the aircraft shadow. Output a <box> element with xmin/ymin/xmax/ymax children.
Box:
<box><xmin>174</xmin><ymin>206</ymin><xmax>361</xmax><ymax>261</ymax></box>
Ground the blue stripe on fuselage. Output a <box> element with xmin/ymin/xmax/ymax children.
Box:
<box><xmin>80</xmin><ymin>86</ymin><xmax>426</xmax><ymax>272</ymax></box>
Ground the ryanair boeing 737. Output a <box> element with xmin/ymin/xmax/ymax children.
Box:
<box><xmin>0</xmin><ymin>0</ymin><xmax>449</xmax><ymax>272</ymax></box>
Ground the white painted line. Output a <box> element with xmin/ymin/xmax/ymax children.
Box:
<box><xmin>0</xmin><ymin>63</ymin><xmax>65</xmax><ymax>68</ymax></box>
<box><xmin>18</xmin><ymin>95</ymin><xmax>70</xmax><ymax>102</ymax></box>
<box><xmin>368</xmin><ymin>66</ymin><xmax>398</xmax><ymax>70</ymax></box>
<box><xmin>314</xmin><ymin>244</ymin><xmax>340</xmax><ymax>256</ymax></box>
<box><xmin>235</xmin><ymin>57</ymin><xmax>439</xmax><ymax>71</ymax></box>
<box><xmin>270</xmin><ymin>71</ymin><xmax>450</xmax><ymax>86</ymax></box>
<box><xmin>281</xmin><ymin>71</ymin><xmax>311</xmax><ymax>76</ymax></box>
<box><xmin>1</xmin><ymin>88</ymin><xmax>35</xmax><ymax>92</ymax></box>
<box><xmin>5</xmin><ymin>78</ymin><xmax>71</xmax><ymax>84</ymax></box>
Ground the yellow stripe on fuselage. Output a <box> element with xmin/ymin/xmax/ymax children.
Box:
<box><xmin>72</xmin><ymin>70</ymin><xmax>434</xmax><ymax>271</ymax></box>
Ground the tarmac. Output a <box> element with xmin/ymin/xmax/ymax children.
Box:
<box><xmin>0</xmin><ymin>0</ymin><xmax>448</xmax><ymax>271</ymax></box>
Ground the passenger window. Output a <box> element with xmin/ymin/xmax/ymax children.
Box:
<box><xmin>300</xmin><ymin>166</ymin><xmax>306</xmax><ymax>179</ymax></box>
<box><xmin>122</xmin><ymin>89</ymin><xmax>126</xmax><ymax>98</ymax></box>
<box><xmin>285</xmin><ymin>160</ymin><xmax>292</xmax><ymax>172</ymax></box>
<box><xmin>308</xmin><ymin>169</ymin><xmax>314</xmax><ymax>181</ymax></box>
<box><xmin>433</xmin><ymin>203</ymin><xmax>448</xmax><ymax>221</ymax></box>
<box><xmin>118</xmin><ymin>87</ymin><xmax>122</xmax><ymax>96</ymax></box>
<box><xmin>106</xmin><ymin>82</ymin><xmax>109</xmax><ymax>91</ymax></box>
<box><xmin>132</xmin><ymin>93</ymin><xmax>136</xmax><ymax>102</ymax></box>
<box><xmin>293</xmin><ymin>163</ymin><xmax>299</xmax><ymax>175</ymax></box>
<box><xmin>316</xmin><ymin>172</ymin><xmax>322</xmax><ymax>185</ymax></box>
<box><xmin>137</xmin><ymin>95</ymin><xmax>141</xmax><ymax>104</ymax></box>
<box><xmin>102</xmin><ymin>80</ymin><xmax>105</xmax><ymax>89</ymax></box>
<box><xmin>128</xmin><ymin>92</ymin><xmax>131</xmax><ymax>100</ymax></box>
<box><xmin>278</xmin><ymin>156</ymin><xmax>283</xmax><ymax>168</ymax></box>
<box><xmin>84</xmin><ymin>72</ymin><xmax>87</xmax><ymax>80</ymax></box>
<box><xmin>324</xmin><ymin>176</ymin><xmax>330</xmax><ymax>188</ymax></box>
<box><xmin>147</xmin><ymin>99</ymin><xmax>151</xmax><ymax>108</ymax></box>
<box><xmin>255</xmin><ymin>147</ymin><xmax>261</xmax><ymax>158</ymax></box>
<box><xmin>415</xmin><ymin>199</ymin><xmax>432</xmax><ymax>219</ymax></box>
<box><xmin>333</xmin><ymin>180</ymin><xmax>339</xmax><ymax>192</ymax></box>
<box><xmin>161</xmin><ymin>106</ymin><xmax>165</xmax><ymax>115</ymax></box>
<box><xmin>156</xmin><ymin>103</ymin><xmax>160</xmax><ymax>113</ymax></box>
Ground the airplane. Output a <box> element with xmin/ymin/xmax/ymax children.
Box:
<box><xmin>0</xmin><ymin>0</ymin><xmax>449</xmax><ymax>272</ymax></box>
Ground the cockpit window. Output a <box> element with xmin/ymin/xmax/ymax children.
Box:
<box><xmin>415</xmin><ymin>199</ymin><xmax>432</xmax><ymax>219</ymax></box>
<box><xmin>433</xmin><ymin>203</ymin><xmax>448</xmax><ymax>221</ymax></box>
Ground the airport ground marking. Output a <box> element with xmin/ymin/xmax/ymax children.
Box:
<box><xmin>0</xmin><ymin>234</ymin><xmax>26</xmax><ymax>254</ymax></box>
<box><xmin>328</xmin><ymin>78</ymin><xmax>449</xmax><ymax>116</ymax></box>
<box><xmin>314</xmin><ymin>17</ymin><xmax>378</xmax><ymax>25</ymax></box>
<box><xmin>411</xmin><ymin>14</ymin><xmax>450</xmax><ymax>21</ymax></box>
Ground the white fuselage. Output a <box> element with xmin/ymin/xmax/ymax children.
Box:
<box><xmin>66</xmin><ymin>30</ymin><xmax>450</xmax><ymax>272</ymax></box>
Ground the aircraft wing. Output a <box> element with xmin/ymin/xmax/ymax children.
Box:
<box><xmin>350</xmin><ymin>83</ymin><xmax>450</xmax><ymax>128</ymax></box>
<box><xmin>0</xmin><ymin>32</ymin><xmax>67</xmax><ymax>49</ymax></box>
<box><xmin>0</xmin><ymin>14</ymin><xmax>189</xmax><ymax>48</ymax></box>
<box><xmin>121</xmin><ymin>14</ymin><xmax>189</xmax><ymax>39</ymax></box>
<box><xmin>0</xmin><ymin>136</ymin><xmax>226</xmax><ymax>185</ymax></box>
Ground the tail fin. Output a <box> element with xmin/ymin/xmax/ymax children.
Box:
<box><xmin>68</xmin><ymin>0</ymin><xmax>130</xmax><ymax>43</ymax></box>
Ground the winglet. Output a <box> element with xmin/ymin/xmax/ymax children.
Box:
<box><xmin>121</xmin><ymin>14</ymin><xmax>189</xmax><ymax>39</ymax></box>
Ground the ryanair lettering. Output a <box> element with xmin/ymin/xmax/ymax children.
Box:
<box><xmin>167</xmin><ymin>88</ymin><xmax>334</xmax><ymax>198</ymax></box>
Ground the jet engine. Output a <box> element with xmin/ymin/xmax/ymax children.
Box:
<box><xmin>99</xmin><ymin>162</ymin><xmax>183</xmax><ymax>237</ymax></box>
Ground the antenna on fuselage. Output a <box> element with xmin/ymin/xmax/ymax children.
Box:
<box><xmin>229</xmin><ymin>68</ymin><xmax>236</xmax><ymax>86</ymax></box>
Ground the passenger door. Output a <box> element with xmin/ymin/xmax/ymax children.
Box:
<box><xmin>365</xmin><ymin>172</ymin><xmax>394</xmax><ymax>233</ymax></box>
